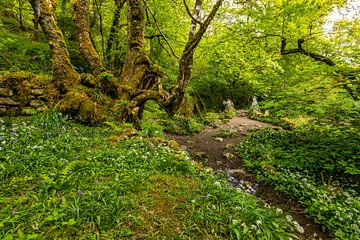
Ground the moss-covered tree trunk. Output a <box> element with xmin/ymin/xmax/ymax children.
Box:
<box><xmin>115</xmin><ymin>0</ymin><xmax>164</xmax><ymax>127</ymax></box>
<box><xmin>26</xmin><ymin>0</ymin><xmax>224</xmax><ymax>127</ymax></box>
<box><xmin>28</xmin><ymin>0</ymin><xmax>80</xmax><ymax>92</ymax></box>
<box><xmin>74</xmin><ymin>0</ymin><xmax>105</xmax><ymax>74</ymax></box>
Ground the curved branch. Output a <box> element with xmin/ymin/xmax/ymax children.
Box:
<box><xmin>281</xmin><ymin>38</ymin><xmax>335</xmax><ymax>66</ymax></box>
<box><xmin>183</xmin><ymin>0</ymin><xmax>203</xmax><ymax>26</ymax></box>
<box><xmin>146</xmin><ymin>5</ymin><xmax>179</xmax><ymax>59</ymax></box>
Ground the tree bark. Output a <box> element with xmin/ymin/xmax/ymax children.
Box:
<box><xmin>74</xmin><ymin>0</ymin><xmax>105</xmax><ymax>74</ymax></box>
<box><xmin>167</xmin><ymin>0</ymin><xmax>224</xmax><ymax>114</ymax></box>
<box><xmin>28</xmin><ymin>0</ymin><xmax>80</xmax><ymax>92</ymax></box>
<box><xmin>119</xmin><ymin>0</ymin><xmax>151</xmax><ymax>88</ymax></box>
<box><xmin>281</xmin><ymin>38</ymin><xmax>335</xmax><ymax>66</ymax></box>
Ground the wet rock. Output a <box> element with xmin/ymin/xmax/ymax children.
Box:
<box><xmin>0</xmin><ymin>88</ymin><xmax>13</xmax><ymax>97</ymax></box>
<box><xmin>214</xmin><ymin>137</ymin><xmax>223</xmax><ymax>142</ymax></box>
<box><xmin>30</xmin><ymin>89</ymin><xmax>44</xmax><ymax>96</ymax></box>
<box><xmin>0</xmin><ymin>97</ymin><xmax>20</xmax><ymax>106</ymax></box>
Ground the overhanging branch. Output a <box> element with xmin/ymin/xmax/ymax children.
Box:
<box><xmin>281</xmin><ymin>38</ymin><xmax>335</xmax><ymax>66</ymax></box>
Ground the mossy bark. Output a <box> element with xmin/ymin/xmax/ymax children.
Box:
<box><xmin>74</xmin><ymin>0</ymin><xmax>105</xmax><ymax>74</ymax></box>
<box><xmin>116</xmin><ymin>0</ymin><xmax>162</xmax><ymax>127</ymax></box>
<box><xmin>28</xmin><ymin>0</ymin><xmax>80</xmax><ymax>93</ymax></box>
<box><xmin>24</xmin><ymin>0</ymin><xmax>223</xmax><ymax>127</ymax></box>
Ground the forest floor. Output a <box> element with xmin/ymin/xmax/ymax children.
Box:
<box><xmin>168</xmin><ymin>110</ymin><xmax>332</xmax><ymax>240</ymax></box>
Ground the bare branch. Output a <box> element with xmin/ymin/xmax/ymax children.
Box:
<box><xmin>183</xmin><ymin>0</ymin><xmax>203</xmax><ymax>26</ymax></box>
<box><xmin>281</xmin><ymin>38</ymin><xmax>335</xmax><ymax>66</ymax></box>
<box><xmin>146</xmin><ymin>5</ymin><xmax>179</xmax><ymax>59</ymax></box>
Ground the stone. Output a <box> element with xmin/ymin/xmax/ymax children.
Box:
<box><xmin>30</xmin><ymin>100</ymin><xmax>42</xmax><ymax>108</ymax></box>
<box><xmin>6</xmin><ymin>107</ymin><xmax>20</xmax><ymax>116</ymax></box>
<box><xmin>0</xmin><ymin>77</ymin><xmax>5</xmax><ymax>87</ymax></box>
<box><xmin>30</xmin><ymin>89</ymin><xmax>44</xmax><ymax>96</ymax></box>
<box><xmin>0</xmin><ymin>97</ymin><xmax>20</xmax><ymax>106</ymax></box>
<box><xmin>236</xmin><ymin>110</ymin><xmax>249</xmax><ymax>117</ymax></box>
<box><xmin>228</xmin><ymin>168</ymin><xmax>245</xmax><ymax>174</ymax></box>
<box><xmin>223</xmin><ymin>152</ymin><xmax>236</xmax><ymax>160</ymax></box>
<box><xmin>193</xmin><ymin>152</ymin><xmax>209</xmax><ymax>161</ymax></box>
<box><xmin>214</xmin><ymin>137</ymin><xmax>223</xmax><ymax>142</ymax></box>
<box><xmin>0</xmin><ymin>107</ymin><xmax>7</xmax><ymax>116</ymax></box>
<box><xmin>221</xmin><ymin>143</ymin><xmax>235</xmax><ymax>150</ymax></box>
<box><xmin>0</xmin><ymin>88</ymin><xmax>13</xmax><ymax>97</ymax></box>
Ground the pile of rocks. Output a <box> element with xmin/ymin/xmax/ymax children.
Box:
<box><xmin>0</xmin><ymin>75</ymin><xmax>48</xmax><ymax>117</ymax></box>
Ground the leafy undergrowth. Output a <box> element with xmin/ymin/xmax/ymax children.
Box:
<box><xmin>0</xmin><ymin>115</ymin><xmax>300</xmax><ymax>239</ymax></box>
<box><xmin>141</xmin><ymin>101</ymin><xmax>232</xmax><ymax>136</ymax></box>
<box><xmin>236</xmin><ymin>126</ymin><xmax>360</xmax><ymax>239</ymax></box>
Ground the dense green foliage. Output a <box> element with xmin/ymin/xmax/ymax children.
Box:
<box><xmin>236</xmin><ymin>126</ymin><xmax>360</xmax><ymax>239</ymax></box>
<box><xmin>0</xmin><ymin>0</ymin><xmax>359</xmax><ymax>239</ymax></box>
<box><xmin>0</xmin><ymin>32</ymin><xmax>50</xmax><ymax>73</ymax></box>
<box><xmin>0</xmin><ymin>114</ymin><xmax>301</xmax><ymax>239</ymax></box>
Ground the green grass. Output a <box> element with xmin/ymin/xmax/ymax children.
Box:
<box><xmin>236</xmin><ymin>126</ymin><xmax>360</xmax><ymax>239</ymax></box>
<box><xmin>0</xmin><ymin>114</ymin><xmax>299</xmax><ymax>239</ymax></box>
<box><xmin>0</xmin><ymin>32</ymin><xmax>51</xmax><ymax>73</ymax></box>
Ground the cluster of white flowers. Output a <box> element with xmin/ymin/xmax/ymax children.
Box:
<box><xmin>285</xmin><ymin>214</ymin><xmax>304</xmax><ymax>234</ymax></box>
<box><xmin>276</xmin><ymin>169</ymin><xmax>360</xmax><ymax>236</ymax></box>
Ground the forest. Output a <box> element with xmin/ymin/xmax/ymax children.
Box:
<box><xmin>0</xmin><ymin>0</ymin><xmax>359</xmax><ymax>239</ymax></box>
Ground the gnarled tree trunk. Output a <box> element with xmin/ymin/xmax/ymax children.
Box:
<box><xmin>27</xmin><ymin>0</ymin><xmax>224</xmax><ymax>126</ymax></box>
<box><xmin>28</xmin><ymin>0</ymin><xmax>80</xmax><ymax>93</ymax></box>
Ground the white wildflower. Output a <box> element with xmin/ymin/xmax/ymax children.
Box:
<box><xmin>214</xmin><ymin>181</ymin><xmax>221</xmax><ymax>187</ymax></box>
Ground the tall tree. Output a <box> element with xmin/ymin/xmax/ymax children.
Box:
<box><xmin>26</xmin><ymin>0</ymin><xmax>224</xmax><ymax>126</ymax></box>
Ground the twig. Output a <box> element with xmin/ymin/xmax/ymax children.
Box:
<box><xmin>146</xmin><ymin>5</ymin><xmax>179</xmax><ymax>59</ymax></box>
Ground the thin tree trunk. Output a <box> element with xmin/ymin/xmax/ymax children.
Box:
<box><xmin>106</xmin><ymin>0</ymin><xmax>126</xmax><ymax>66</ymax></box>
<box><xmin>74</xmin><ymin>0</ymin><xmax>105</xmax><ymax>74</ymax></box>
<box><xmin>28</xmin><ymin>0</ymin><xmax>80</xmax><ymax>93</ymax></box>
<box><xmin>18</xmin><ymin>0</ymin><xmax>25</xmax><ymax>30</ymax></box>
<box><xmin>32</xmin><ymin>12</ymin><xmax>39</xmax><ymax>39</ymax></box>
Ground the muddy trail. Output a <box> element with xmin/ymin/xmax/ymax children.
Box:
<box><xmin>168</xmin><ymin>110</ymin><xmax>332</xmax><ymax>240</ymax></box>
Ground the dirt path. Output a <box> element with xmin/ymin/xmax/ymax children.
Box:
<box><xmin>168</xmin><ymin>110</ymin><xmax>332</xmax><ymax>240</ymax></box>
